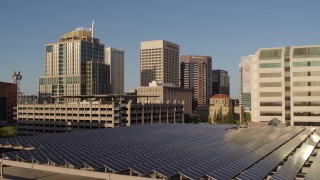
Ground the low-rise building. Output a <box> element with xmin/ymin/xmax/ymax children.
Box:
<box><xmin>137</xmin><ymin>81</ymin><xmax>192</xmax><ymax>115</ymax></box>
<box><xmin>17</xmin><ymin>95</ymin><xmax>184</xmax><ymax>136</ymax></box>
<box><xmin>209</xmin><ymin>94</ymin><xmax>232</xmax><ymax>123</ymax></box>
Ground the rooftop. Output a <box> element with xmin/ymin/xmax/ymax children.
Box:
<box><xmin>211</xmin><ymin>93</ymin><xmax>229</xmax><ymax>99</ymax></box>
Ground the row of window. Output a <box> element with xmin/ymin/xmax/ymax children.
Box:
<box><xmin>294</xmin><ymin>102</ymin><xmax>320</xmax><ymax>106</ymax></box>
<box><xmin>293</xmin><ymin>61</ymin><xmax>320</xmax><ymax>67</ymax></box>
<box><xmin>260</xmin><ymin>82</ymin><xmax>282</xmax><ymax>87</ymax></box>
<box><xmin>260</xmin><ymin>111</ymin><xmax>282</xmax><ymax>116</ymax></box>
<box><xmin>260</xmin><ymin>92</ymin><xmax>282</xmax><ymax>97</ymax></box>
<box><xmin>293</xmin><ymin>71</ymin><xmax>320</xmax><ymax>77</ymax></box>
<box><xmin>293</xmin><ymin>81</ymin><xmax>320</xmax><ymax>87</ymax></box>
<box><xmin>19</xmin><ymin>107</ymin><xmax>112</xmax><ymax>111</ymax></box>
<box><xmin>293</xmin><ymin>91</ymin><xmax>320</xmax><ymax>96</ymax></box>
<box><xmin>260</xmin><ymin>111</ymin><xmax>320</xmax><ymax>116</ymax></box>
<box><xmin>260</xmin><ymin>63</ymin><xmax>281</xmax><ymax>68</ymax></box>
<box><xmin>260</xmin><ymin>72</ymin><xmax>282</xmax><ymax>78</ymax></box>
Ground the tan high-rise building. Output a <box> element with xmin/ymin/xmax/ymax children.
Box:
<box><xmin>140</xmin><ymin>40</ymin><xmax>179</xmax><ymax>86</ymax></box>
<box><xmin>105</xmin><ymin>47</ymin><xmax>124</xmax><ymax>94</ymax></box>
<box><xmin>251</xmin><ymin>45</ymin><xmax>320</xmax><ymax>126</ymax></box>
<box><xmin>180</xmin><ymin>55</ymin><xmax>212</xmax><ymax>109</ymax></box>
<box><xmin>39</xmin><ymin>26</ymin><xmax>108</xmax><ymax>102</ymax></box>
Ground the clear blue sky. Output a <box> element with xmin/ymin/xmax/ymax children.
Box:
<box><xmin>1</xmin><ymin>0</ymin><xmax>320</xmax><ymax>98</ymax></box>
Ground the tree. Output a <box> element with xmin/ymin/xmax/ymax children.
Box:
<box><xmin>184</xmin><ymin>114</ymin><xmax>193</xmax><ymax>124</ymax></box>
<box><xmin>208</xmin><ymin>116</ymin><xmax>213</xmax><ymax>124</ymax></box>
<box><xmin>0</xmin><ymin>126</ymin><xmax>16</xmax><ymax>137</ymax></box>
<box><xmin>224</xmin><ymin>112</ymin><xmax>236</xmax><ymax>124</ymax></box>
<box><xmin>245</xmin><ymin>112</ymin><xmax>251</xmax><ymax>122</ymax></box>
<box><xmin>192</xmin><ymin>114</ymin><xmax>201</xmax><ymax>124</ymax></box>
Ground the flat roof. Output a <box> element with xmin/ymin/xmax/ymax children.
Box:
<box><xmin>0</xmin><ymin>124</ymin><xmax>319</xmax><ymax>179</ymax></box>
<box><xmin>51</xmin><ymin>94</ymin><xmax>159</xmax><ymax>98</ymax></box>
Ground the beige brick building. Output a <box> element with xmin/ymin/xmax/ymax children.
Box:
<box><xmin>137</xmin><ymin>81</ymin><xmax>193</xmax><ymax>115</ymax></box>
<box><xmin>209</xmin><ymin>94</ymin><xmax>232</xmax><ymax>123</ymax></box>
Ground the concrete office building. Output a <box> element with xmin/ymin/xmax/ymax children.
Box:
<box><xmin>251</xmin><ymin>45</ymin><xmax>320</xmax><ymax>126</ymax></box>
<box><xmin>39</xmin><ymin>25</ymin><xmax>108</xmax><ymax>103</ymax></box>
<box><xmin>105</xmin><ymin>47</ymin><xmax>124</xmax><ymax>94</ymax></box>
<box><xmin>212</xmin><ymin>69</ymin><xmax>230</xmax><ymax>96</ymax></box>
<box><xmin>0</xmin><ymin>82</ymin><xmax>17</xmax><ymax>124</ymax></box>
<box><xmin>140</xmin><ymin>40</ymin><xmax>179</xmax><ymax>86</ymax></box>
<box><xmin>239</xmin><ymin>56</ymin><xmax>252</xmax><ymax>112</ymax></box>
<box><xmin>137</xmin><ymin>81</ymin><xmax>193</xmax><ymax>115</ymax></box>
<box><xmin>180</xmin><ymin>55</ymin><xmax>212</xmax><ymax>109</ymax></box>
<box><xmin>17</xmin><ymin>95</ymin><xmax>184</xmax><ymax>136</ymax></box>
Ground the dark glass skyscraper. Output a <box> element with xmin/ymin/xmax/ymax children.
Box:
<box><xmin>212</xmin><ymin>69</ymin><xmax>230</xmax><ymax>96</ymax></box>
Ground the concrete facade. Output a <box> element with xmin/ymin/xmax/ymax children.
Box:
<box><xmin>140</xmin><ymin>40</ymin><xmax>179</xmax><ymax>86</ymax></box>
<box><xmin>137</xmin><ymin>81</ymin><xmax>192</xmax><ymax>115</ymax></box>
<box><xmin>17</xmin><ymin>100</ymin><xmax>184</xmax><ymax>135</ymax></box>
<box><xmin>251</xmin><ymin>45</ymin><xmax>320</xmax><ymax>126</ymax></box>
<box><xmin>180</xmin><ymin>55</ymin><xmax>212</xmax><ymax>110</ymax></box>
<box><xmin>105</xmin><ymin>47</ymin><xmax>124</xmax><ymax>94</ymax></box>
<box><xmin>239</xmin><ymin>56</ymin><xmax>252</xmax><ymax>113</ymax></box>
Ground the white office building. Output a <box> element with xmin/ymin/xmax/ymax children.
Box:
<box><xmin>251</xmin><ymin>45</ymin><xmax>320</xmax><ymax>126</ymax></box>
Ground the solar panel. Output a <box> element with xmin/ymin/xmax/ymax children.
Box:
<box><xmin>0</xmin><ymin>124</ymin><xmax>315</xmax><ymax>179</ymax></box>
<box><xmin>270</xmin><ymin>133</ymin><xmax>320</xmax><ymax>180</ymax></box>
<box><xmin>207</xmin><ymin>127</ymin><xmax>305</xmax><ymax>180</ymax></box>
<box><xmin>236</xmin><ymin>128</ymin><xmax>315</xmax><ymax>180</ymax></box>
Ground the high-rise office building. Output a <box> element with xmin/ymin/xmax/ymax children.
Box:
<box><xmin>212</xmin><ymin>69</ymin><xmax>230</xmax><ymax>96</ymax></box>
<box><xmin>239</xmin><ymin>56</ymin><xmax>252</xmax><ymax>112</ymax></box>
<box><xmin>140</xmin><ymin>40</ymin><xmax>179</xmax><ymax>86</ymax></box>
<box><xmin>105</xmin><ymin>47</ymin><xmax>124</xmax><ymax>94</ymax></box>
<box><xmin>39</xmin><ymin>25</ymin><xmax>108</xmax><ymax>102</ymax></box>
<box><xmin>251</xmin><ymin>45</ymin><xmax>320</xmax><ymax>126</ymax></box>
<box><xmin>180</xmin><ymin>55</ymin><xmax>212</xmax><ymax>109</ymax></box>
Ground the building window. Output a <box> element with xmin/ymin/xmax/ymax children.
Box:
<box><xmin>259</xmin><ymin>72</ymin><xmax>282</xmax><ymax>78</ymax></box>
<box><xmin>260</xmin><ymin>92</ymin><xmax>282</xmax><ymax>97</ymax></box>
<box><xmin>260</xmin><ymin>82</ymin><xmax>282</xmax><ymax>87</ymax></box>
<box><xmin>259</xmin><ymin>63</ymin><xmax>281</xmax><ymax>68</ymax></box>
<box><xmin>260</xmin><ymin>111</ymin><xmax>282</xmax><ymax>116</ymax></box>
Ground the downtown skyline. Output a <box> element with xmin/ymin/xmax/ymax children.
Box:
<box><xmin>1</xmin><ymin>0</ymin><xmax>320</xmax><ymax>98</ymax></box>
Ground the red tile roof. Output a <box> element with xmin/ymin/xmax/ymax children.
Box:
<box><xmin>211</xmin><ymin>94</ymin><xmax>229</xmax><ymax>99</ymax></box>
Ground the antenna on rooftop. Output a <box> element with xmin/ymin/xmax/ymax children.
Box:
<box><xmin>91</xmin><ymin>19</ymin><xmax>94</xmax><ymax>38</ymax></box>
<box><xmin>12</xmin><ymin>70</ymin><xmax>22</xmax><ymax>96</ymax></box>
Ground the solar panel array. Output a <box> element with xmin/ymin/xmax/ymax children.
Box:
<box><xmin>304</xmin><ymin>136</ymin><xmax>320</xmax><ymax>180</ymax></box>
<box><xmin>0</xmin><ymin>124</ymin><xmax>319</xmax><ymax>180</ymax></box>
<box><xmin>237</xmin><ymin>128</ymin><xmax>316</xmax><ymax>180</ymax></box>
<box><xmin>270</xmin><ymin>133</ymin><xmax>320</xmax><ymax>180</ymax></box>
